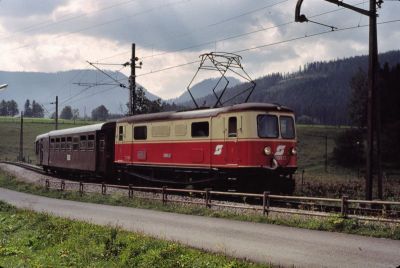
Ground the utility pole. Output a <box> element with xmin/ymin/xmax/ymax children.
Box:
<box><xmin>129</xmin><ymin>43</ymin><xmax>142</xmax><ymax>115</ymax></box>
<box><xmin>295</xmin><ymin>0</ymin><xmax>381</xmax><ymax>200</ymax></box>
<box><xmin>129</xmin><ymin>43</ymin><xmax>136</xmax><ymax>116</ymax></box>
<box><xmin>19</xmin><ymin>111</ymin><xmax>23</xmax><ymax>162</ymax></box>
<box><xmin>51</xmin><ymin>96</ymin><xmax>59</xmax><ymax>130</ymax></box>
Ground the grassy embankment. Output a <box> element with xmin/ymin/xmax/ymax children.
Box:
<box><xmin>0</xmin><ymin>201</ymin><xmax>265</xmax><ymax>267</ymax></box>
<box><xmin>0</xmin><ymin>170</ymin><xmax>399</xmax><ymax>240</ymax></box>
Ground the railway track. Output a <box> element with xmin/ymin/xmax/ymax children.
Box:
<box><xmin>1</xmin><ymin>161</ymin><xmax>399</xmax><ymax>222</ymax></box>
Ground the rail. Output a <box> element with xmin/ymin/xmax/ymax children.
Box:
<box><xmin>42</xmin><ymin>178</ymin><xmax>400</xmax><ymax>224</ymax></box>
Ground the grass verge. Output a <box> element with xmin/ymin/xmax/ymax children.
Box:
<box><xmin>0</xmin><ymin>170</ymin><xmax>399</xmax><ymax>240</ymax></box>
<box><xmin>0</xmin><ymin>201</ymin><xmax>264</xmax><ymax>267</ymax></box>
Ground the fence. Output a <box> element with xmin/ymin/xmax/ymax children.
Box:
<box><xmin>44</xmin><ymin>179</ymin><xmax>400</xmax><ymax>223</ymax></box>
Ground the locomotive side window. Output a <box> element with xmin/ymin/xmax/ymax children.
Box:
<box><xmin>72</xmin><ymin>137</ymin><xmax>79</xmax><ymax>150</ymax></box>
<box><xmin>87</xmin><ymin>135</ymin><xmax>95</xmax><ymax>150</ymax></box>
<box><xmin>191</xmin><ymin>122</ymin><xmax>209</xmax><ymax>137</ymax></box>
<box><xmin>228</xmin><ymin>117</ymin><xmax>237</xmax><ymax>138</ymax></box>
<box><xmin>118</xmin><ymin>126</ymin><xmax>124</xmax><ymax>141</ymax></box>
<box><xmin>80</xmin><ymin>135</ymin><xmax>87</xmax><ymax>150</ymax></box>
<box><xmin>134</xmin><ymin>126</ymin><xmax>147</xmax><ymax>140</ymax></box>
<box><xmin>280</xmin><ymin>116</ymin><xmax>295</xmax><ymax>139</ymax></box>
<box><xmin>67</xmin><ymin>137</ymin><xmax>72</xmax><ymax>150</ymax></box>
<box><xmin>257</xmin><ymin>115</ymin><xmax>278</xmax><ymax>138</ymax></box>
<box><xmin>50</xmin><ymin>138</ymin><xmax>55</xmax><ymax>149</ymax></box>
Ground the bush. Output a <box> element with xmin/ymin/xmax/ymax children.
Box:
<box><xmin>332</xmin><ymin>129</ymin><xmax>364</xmax><ymax>168</ymax></box>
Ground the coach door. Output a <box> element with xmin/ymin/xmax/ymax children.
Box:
<box><xmin>225</xmin><ymin>116</ymin><xmax>239</xmax><ymax>164</ymax></box>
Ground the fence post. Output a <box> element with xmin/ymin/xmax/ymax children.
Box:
<box><xmin>60</xmin><ymin>180</ymin><xmax>65</xmax><ymax>191</ymax></box>
<box><xmin>205</xmin><ymin>189</ymin><xmax>211</xmax><ymax>208</ymax></box>
<box><xmin>79</xmin><ymin>182</ymin><xmax>84</xmax><ymax>196</ymax></box>
<box><xmin>341</xmin><ymin>195</ymin><xmax>348</xmax><ymax>218</ymax></box>
<box><xmin>162</xmin><ymin>186</ymin><xmax>167</xmax><ymax>204</ymax></box>
<box><xmin>128</xmin><ymin>184</ymin><xmax>133</xmax><ymax>199</ymax></box>
<box><xmin>102</xmin><ymin>183</ymin><xmax>106</xmax><ymax>195</ymax></box>
<box><xmin>45</xmin><ymin>179</ymin><xmax>50</xmax><ymax>190</ymax></box>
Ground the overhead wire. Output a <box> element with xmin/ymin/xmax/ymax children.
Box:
<box><xmin>5</xmin><ymin>0</ymin><xmax>192</xmax><ymax>52</ymax></box>
<box><xmin>135</xmin><ymin>18</ymin><xmax>400</xmax><ymax>78</ymax></box>
<box><xmin>0</xmin><ymin>0</ymin><xmax>139</xmax><ymax>40</ymax></box>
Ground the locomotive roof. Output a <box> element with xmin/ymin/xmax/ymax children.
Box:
<box><xmin>36</xmin><ymin>121</ymin><xmax>116</xmax><ymax>140</ymax></box>
<box><xmin>117</xmin><ymin>102</ymin><xmax>293</xmax><ymax>124</ymax></box>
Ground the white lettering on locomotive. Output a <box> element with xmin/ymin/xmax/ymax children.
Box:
<box><xmin>274</xmin><ymin>145</ymin><xmax>286</xmax><ymax>156</ymax></box>
<box><xmin>214</xmin><ymin>144</ymin><xmax>224</xmax><ymax>155</ymax></box>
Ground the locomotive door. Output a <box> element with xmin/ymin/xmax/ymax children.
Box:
<box><xmin>225</xmin><ymin>116</ymin><xmax>239</xmax><ymax>164</ymax></box>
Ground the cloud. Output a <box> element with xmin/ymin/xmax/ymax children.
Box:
<box><xmin>0</xmin><ymin>0</ymin><xmax>399</xmax><ymax>99</ymax></box>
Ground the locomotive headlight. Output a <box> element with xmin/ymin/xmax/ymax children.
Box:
<box><xmin>264</xmin><ymin>146</ymin><xmax>272</xmax><ymax>155</ymax></box>
<box><xmin>291</xmin><ymin>147</ymin><xmax>297</xmax><ymax>155</ymax></box>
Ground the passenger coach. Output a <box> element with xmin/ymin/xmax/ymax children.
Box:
<box><xmin>35</xmin><ymin>121</ymin><xmax>115</xmax><ymax>177</ymax></box>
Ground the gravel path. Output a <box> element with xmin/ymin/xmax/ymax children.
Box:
<box><xmin>1</xmin><ymin>187</ymin><xmax>400</xmax><ymax>268</ymax></box>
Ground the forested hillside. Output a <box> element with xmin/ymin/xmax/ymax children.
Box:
<box><xmin>185</xmin><ymin>50</ymin><xmax>400</xmax><ymax>125</ymax></box>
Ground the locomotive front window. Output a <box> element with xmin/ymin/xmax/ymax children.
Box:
<box><xmin>280</xmin><ymin>116</ymin><xmax>295</xmax><ymax>139</ymax></box>
<box><xmin>257</xmin><ymin>115</ymin><xmax>278</xmax><ymax>138</ymax></box>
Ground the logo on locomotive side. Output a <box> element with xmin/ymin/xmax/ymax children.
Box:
<box><xmin>274</xmin><ymin>145</ymin><xmax>286</xmax><ymax>156</ymax></box>
<box><xmin>214</xmin><ymin>144</ymin><xmax>224</xmax><ymax>155</ymax></box>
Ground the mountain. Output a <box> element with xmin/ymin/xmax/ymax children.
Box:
<box><xmin>189</xmin><ymin>50</ymin><xmax>400</xmax><ymax>125</ymax></box>
<box><xmin>167</xmin><ymin>77</ymin><xmax>241</xmax><ymax>105</ymax></box>
<box><xmin>0</xmin><ymin>70</ymin><xmax>160</xmax><ymax>116</ymax></box>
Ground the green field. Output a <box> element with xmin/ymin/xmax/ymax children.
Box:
<box><xmin>0</xmin><ymin>117</ymin><xmax>97</xmax><ymax>161</ymax></box>
<box><xmin>0</xmin><ymin>201</ymin><xmax>264</xmax><ymax>267</ymax></box>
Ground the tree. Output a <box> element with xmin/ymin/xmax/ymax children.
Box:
<box><xmin>72</xmin><ymin>109</ymin><xmax>79</xmax><ymax>122</ymax></box>
<box><xmin>0</xmin><ymin>100</ymin><xmax>7</xmax><ymax>116</ymax></box>
<box><xmin>348</xmin><ymin>69</ymin><xmax>368</xmax><ymax>128</ymax></box>
<box><xmin>332</xmin><ymin>129</ymin><xmax>364</xmax><ymax>168</ymax></box>
<box><xmin>60</xmin><ymin>106</ymin><xmax>73</xmax><ymax>120</ymax></box>
<box><xmin>7</xmin><ymin>100</ymin><xmax>19</xmax><ymax>116</ymax></box>
<box><xmin>127</xmin><ymin>87</ymin><xmax>163</xmax><ymax>115</ymax></box>
<box><xmin>24</xmin><ymin>99</ymin><xmax>32</xmax><ymax>117</ymax></box>
<box><xmin>31</xmin><ymin>100</ymin><xmax>44</xmax><ymax>118</ymax></box>
<box><xmin>343</xmin><ymin>63</ymin><xmax>400</xmax><ymax>167</ymax></box>
<box><xmin>91</xmin><ymin>105</ymin><xmax>109</xmax><ymax>121</ymax></box>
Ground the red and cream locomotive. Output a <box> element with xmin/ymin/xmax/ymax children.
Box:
<box><xmin>35</xmin><ymin>102</ymin><xmax>297</xmax><ymax>193</ymax></box>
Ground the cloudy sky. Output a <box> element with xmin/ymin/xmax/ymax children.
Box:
<box><xmin>0</xmin><ymin>0</ymin><xmax>399</xmax><ymax>99</ymax></box>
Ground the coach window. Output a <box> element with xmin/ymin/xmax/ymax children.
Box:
<box><xmin>72</xmin><ymin>137</ymin><xmax>79</xmax><ymax>150</ymax></box>
<box><xmin>191</xmin><ymin>122</ymin><xmax>209</xmax><ymax>137</ymax></box>
<box><xmin>50</xmin><ymin>138</ymin><xmax>55</xmax><ymax>150</ymax></box>
<box><xmin>118</xmin><ymin>126</ymin><xmax>124</xmax><ymax>141</ymax></box>
<box><xmin>61</xmin><ymin>137</ymin><xmax>66</xmax><ymax>150</ymax></box>
<box><xmin>55</xmin><ymin>138</ymin><xmax>60</xmax><ymax>150</ymax></box>
<box><xmin>80</xmin><ymin>135</ymin><xmax>87</xmax><ymax>150</ymax></box>
<box><xmin>228</xmin><ymin>117</ymin><xmax>237</xmax><ymax>138</ymax></box>
<box><xmin>134</xmin><ymin>126</ymin><xmax>147</xmax><ymax>140</ymax></box>
<box><xmin>66</xmin><ymin>137</ymin><xmax>72</xmax><ymax>150</ymax></box>
<box><xmin>87</xmin><ymin>135</ymin><xmax>95</xmax><ymax>150</ymax></box>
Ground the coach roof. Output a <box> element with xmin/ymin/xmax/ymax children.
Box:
<box><xmin>117</xmin><ymin>102</ymin><xmax>293</xmax><ymax>124</ymax></box>
<box><xmin>46</xmin><ymin>122</ymin><xmax>113</xmax><ymax>138</ymax></box>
